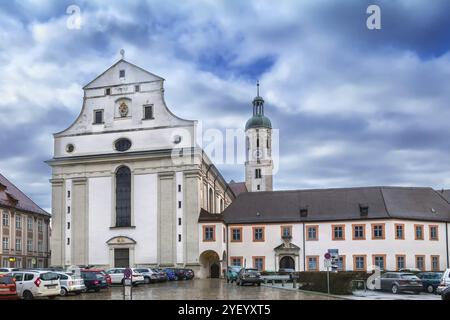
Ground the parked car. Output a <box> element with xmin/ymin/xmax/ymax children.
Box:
<box><xmin>441</xmin><ymin>286</ymin><xmax>450</xmax><ymax>300</ymax></box>
<box><xmin>80</xmin><ymin>271</ymin><xmax>106</xmax><ymax>292</ymax></box>
<box><xmin>81</xmin><ymin>269</ymin><xmax>111</xmax><ymax>287</ymax></box>
<box><xmin>226</xmin><ymin>266</ymin><xmax>242</xmax><ymax>283</ymax></box>
<box><xmin>0</xmin><ymin>274</ymin><xmax>18</xmax><ymax>300</ymax></box>
<box><xmin>416</xmin><ymin>272</ymin><xmax>443</xmax><ymax>293</ymax></box>
<box><xmin>437</xmin><ymin>269</ymin><xmax>450</xmax><ymax>294</ymax></box>
<box><xmin>105</xmin><ymin>268</ymin><xmax>145</xmax><ymax>285</ymax></box>
<box><xmin>135</xmin><ymin>268</ymin><xmax>160</xmax><ymax>284</ymax></box>
<box><xmin>175</xmin><ymin>268</ymin><xmax>194</xmax><ymax>280</ymax></box>
<box><xmin>10</xmin><ymin>270</ymin><xmax>60</xmax><ymax>300</ymax></box>
<box><xmin>399</xmin><ymin>268</ymin><xmax>421</xmax><ymax>274</ymax></box>
<box><xmin>163</xmin><ymin>268</ymin><xmax>179</xmax><ymax>281</ymax></box>
<box><xmin>153</xmin><ymin>268</ymin><xmax>168</xmax><ymax>282</ymax></box>
<box><xmin>55</xmin><ymin>272</ymin><xmax>86</xmax><ymax>296</ymax></box>
<box><xmin>278</xmin><ymin>268</ymin><xmax>295</xmax><ymax>275</ymax></box>
<box><xmin>236</xmin><ymin>268</ymin><xmax>263</xmax><ymax>286</ymax></box>
<box><xmin>0</xmin><ymin>268</ymin><xmax>19</xmax><ymax>274</ymax></box>
<box><xmin>378</xmin><ymin>272</ymin><xmax>422</xmax><ymax>294</ymax></box>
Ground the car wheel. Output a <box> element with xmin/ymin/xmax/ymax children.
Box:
<box><xmin>81</xmin><ymin>288</ymin><xmax>88</xmax><ymax>293</ymax></box>
<box><xmin>60</xmin><ymin>288</ymin><xmax>68</xmax><ymax>297</ymax></box>
<box><xmin>426</xmin><ymin>285</ymin><xmax>434</xmax><ymax>293</ymax></box>
<box><xmin>391</xmin><ymin>285</ymin><xmax>399</xmax><ymax>294</ymax></box>
<box><xmin>144</xmin><ymin>277</ymin><xmax>150</xmax><ymax>284</ymax></box>
<box><xmin>174</xmin><ymin>276</ymin><xmax>179</xmax><ymax>281</ymax></box>
<box><xmin>23</xmin><ymin>290</ymin><xmax>33</xmax><ymax>300</ymax></box>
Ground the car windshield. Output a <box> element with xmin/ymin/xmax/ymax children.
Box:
<box><xmin>0</xmin><ymin>276</ymin><xmax>14</xmax><ymax>284</ymax></box>
<box><xmin>229</xmin><ymin>267</ymin><xmax>241</xmax><ymax>272</ymax></box>
<box><xmin>40</xmin><ymin>272</ymin><xmax>59</xmax><ymax>281</ymax></box>
<box><xmin>135</xmin><ymin>269</ymin><xmax>147</xmax><ymax>273</ymax></box>
<box><xmin>401</xmin><ymin>274</ymin><xmax>418</xmax><ymax>280</ymax></box>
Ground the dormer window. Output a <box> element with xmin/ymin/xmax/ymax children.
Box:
<box><xmin>359</xmin><ymin>203</ymin><xmax>369</xmax><ymax>216</ymax></box>
<box><xmin>93</xmin><ymin>109</ymin><xmax>104</xmax><ymax>124</ymax></box>
<box><xmin>119</xmin><ymin>69</ymin><xmax>125</xmax><ymax>78</ymax></box>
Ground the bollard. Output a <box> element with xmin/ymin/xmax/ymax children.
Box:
<box><xmin>272</xmin><ymin>279</ymin><xmax>275</xmax><ymax>286</ymax></box>
<box><xmin>282</xmin><ymin>280</ymin><xmax>285</xmax><ymax>287</ymax></box>
<box><xmin>293</xmin><ymin>279</ymin><xmax>297</xmax><ymax>288</ymax></box>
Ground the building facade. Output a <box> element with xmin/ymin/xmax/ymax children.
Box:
<box><xmin>47</xmin><ymin>59</ymin><xmax>234</xmax><ymax>277</ymax></box>
<box><xmin>200</xmin><ymin>187</ymin><xmax>450</xmax><ymax>275</ymax></box>
<box><xmin>0</xmin><ymin>174</ymin><xmax>51</xmax><ymax>269</ymax></box>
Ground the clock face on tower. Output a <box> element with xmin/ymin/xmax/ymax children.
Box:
<box><xmin>119</xmin><ymin>102</ymin><xmax>129</xmax><ymax>117</ymax></box>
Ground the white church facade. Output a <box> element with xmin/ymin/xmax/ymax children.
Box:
<box><xmin>48</xmin><ymin>57</ymin><xmax>450</xmax><ymax>278</ymax></box>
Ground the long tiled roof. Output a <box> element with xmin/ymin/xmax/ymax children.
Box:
<box><xmin>221</xmin><ymin>186</ymin><xmax>450</xmax><ymax>224</ymax></box>
<box><xmin>228</xmin><ymin>180</ymin><xmax>248</xmax><ymax>196</ymax></box>
<box><xmin>0</xmin><ymin>173</ymin><xmax>49</xmax><ymax>216</ymax></box>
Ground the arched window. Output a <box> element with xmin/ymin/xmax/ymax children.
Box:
<box><xmin>220</xmin><ymin>199</ymin><xmax>224</xmax><ymax>212</ymax></box>
<box><xmin>115</xmin><ymin>166</ymin><xmax>131</xmax><ymax>227</ymax></box>
<box><xmin>208</xmin><ymin>188</ymin><xmax>214</xmax><ymax>213</ymax></box>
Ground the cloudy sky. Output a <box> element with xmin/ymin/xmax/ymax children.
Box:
<box><xmin>1</xmin><ymin>0</ymin><xmax>450</xmax><ymax>212</ymax></box>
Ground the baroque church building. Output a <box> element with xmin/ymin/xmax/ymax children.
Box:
<box><xmin>49</xmin><ymin>57</ymin><xmax>450</xmax><ymax>278</ymax></box>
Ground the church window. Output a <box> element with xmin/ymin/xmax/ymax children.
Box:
<box><xmin>114</xmin><ymin>138</ymin><xmax>132</xmax><ymax>152</ymax></box>
<box><xmin>105</xmin><ymin>88</ymin><xmax>111</xmax><ymax>95</ymax></box>
<box><xmin>115</xmin><ymin>166</ymin><xmax>132</xmax><ymax>227</ymax></box>
<box><xmin>257</xmin><ymin>185</ymin><xmax>260</xmax><ymax>190</ymax></box>
<box><xmin>135</xmin><ymin>85</ymin><xmax>140</xmax><ymax>92</ymax></box>
<box><xmin>65</xmin><ymin>144</ymin><xmax>75</xmax><ymax>153</ymax></box>
<box><xmin>257</xmin><ymin>138</ymin><xmax>259</xmax><ymax>148</ymax></box>
<box><xmin>119</xmin><ymin>69</ymin><xmax>125</xmax><ymax>78</ymax></box>
<box><xmin>178</xmin><ymin>234</ymin><xmax>181</xmax><ymax>242</ymax></box>
<box><xmin>178</xmin><ymin>218</ymin><xmax>182</xmax><ymax>226</ymax></box>
<box><xmin>178</xmin><ymin>184</ymin><xmax>181</xmax><ymax>192</ymax></box>
<box><xmin>178</xmin><ymin>201</ymin><xmax>182</xmax><ymax>209</ymax></box>
<box><xmin>93</xmin><ymin>110</ymin><xmax>104</xmax><ymax>124</ymax></box>
<box><xmin>143</xmin><ymin>105</ymin><xmax>153</xmax><ymax>120</ymax></box>
<box><xmin>255</xmin><ymin>169</ymin><xmax>262</xmax><ymax>179</ymax></box>
<box><xmin>208</xmin><ymin>188</ymin><xmax>214</xmax><ymax>213</ymax></box>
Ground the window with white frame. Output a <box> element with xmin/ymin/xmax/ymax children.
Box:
<box><xmin>2</xmin><ymin>211</ymin><xmax>9</xmax><ymax>226</ymax></box>
<box><xmin>27</xmin><ymin>239</ymin><xmax>33</xmax><ymax>252</ymax></box>
<box><xmin>38</xmin><ymin>220</ymin><xmax>43</xmax><ymax>233</ymax></box>
<box><xmin>2</xmin><ymin>237</ymin><xmax>9</xmax><ymax>250</ymax></box>
<box><xmin>2</xmin><ymin>258</ymin><xmax>9</xmax><ymax>268</ymax></box>
<box><xmin>27</xmin><ymin>217</ymin><xmax>33</xmax><ymax>230</ymax></box>
<box><xmin>38</xmin><ymin>241</ymin><xmax>43</xmax><ymax>253</ymax></box>
<box><xmin>15</xmin><ymin>215</ymin><xmax>21</xmax><ymax>229</ymax></box>
<box><xmin>15</xmin><ymin>238</ymin><xmax>21</xmax><ymax>251</ymax></box>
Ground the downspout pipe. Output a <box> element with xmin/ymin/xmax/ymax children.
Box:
<box><xmin>446</xmin><ymin>222</ymin><xmax>449</xmax><ymax>268</ymax></box>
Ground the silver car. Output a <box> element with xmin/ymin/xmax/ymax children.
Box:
<box><xmin>55</xmin><ymin>272</ymin><xmax>86</xmax><ymax>296</ymax></box>
<box><xmin>135</xmin><ymin>268</ymin><xmax>160</xmax><ymax>284</ymax></box>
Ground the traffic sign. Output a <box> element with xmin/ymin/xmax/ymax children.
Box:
<box><xmin>124</xmin><ymin>268</ymin><xmax>132</xmax><ymax>279</ymax></box>
<box><xmin>324</xmin><ymin>252</ymin><xmax>331</xmax><ymax>260</ymax></box>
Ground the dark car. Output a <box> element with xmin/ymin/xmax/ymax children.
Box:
<box><xmin>379</xmin><ymin>272</ymin><xmax>423</xmax><ymax>294</ymax></box>
<box><xmin>236</xmin><ymin>268</ymin><xmax>263</xmax><ymax>286</ymax></box>
<box><xmin>81</xmin><ymin>269</ymin><xmax>111</xmax><ymax>287</ymax></box>
<box><xmin>416</xmin><ymin>272</ymin><xmax>443</xmax><ymax>293</ymax></box>
<box><xmin>179</xmin><ymin>268</ymin><xmax>195</xmax><ymax>280</ymax></box>
<box><xmin>80</xmin><ymin>271</ymin><xmax>108</xmax><ymax>292</ymax></box>
<box><xmin>441</xmin><ymin>286</ymin><xmax>450</xmax><ymax>300</ymax></box>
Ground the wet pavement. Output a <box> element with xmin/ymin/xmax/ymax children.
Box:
<box><xmin>58</xmin><ymin>279</ymin><xmax>340</xmax><ymax>300</ymax></box>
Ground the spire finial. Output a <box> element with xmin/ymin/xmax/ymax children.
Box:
<box><xmin>120</xmin><ymin>49</ymin><xmax>125</xmax><ymax>60</ymax></box>
<box><xmin>256</xmin><ymin>80</ymin><xmax>260</xmax><ymax>96</ymax></box>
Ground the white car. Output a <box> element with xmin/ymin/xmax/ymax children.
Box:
<box><xmin>437</xmin><ymin>269</ymin><xmax>450</xmax><ymax>294</ymax></box>
<box><xmin>0</xmin><ymin>268</ymin><xmax>20</xmax><ymax>274</ymax></box>
<box><xmin>55</xmin><ymin>272</ymin><xmax>86</xmax><ymax>296</ymax></box>
<box><xmin>10</xmin><ymin>270</ymin><xmax>61</xmax><ymax>300</ymax></box>
<box><xmin>106</xmin><ymin>268</ymin><xmax>145</xmax><ymax>285</ymax></box>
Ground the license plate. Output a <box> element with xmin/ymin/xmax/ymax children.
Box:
<box><xmin>410</xmin><ymin>281</ymin><xmax>418</xmax><ymax>284</ymax></box>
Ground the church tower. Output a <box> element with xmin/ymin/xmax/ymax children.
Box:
<box><xmin>245</xmin><ymin>82</ymin><xmax>273</xmax><ymax>192</ymax></box>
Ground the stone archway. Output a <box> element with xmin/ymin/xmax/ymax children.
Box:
<box><xmin>199</xmin><ymin>250</ymin><xmax>221</xmax><ymax>278</ymax></box>
<box><xmin>279</xmin><ymin>256</ymin><xmax>295</xmax><ymax>270</ymax></box>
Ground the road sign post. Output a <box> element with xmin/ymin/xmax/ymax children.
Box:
<box><xmin>324</xmin><ymin>253</ymin><xmax>332</xmax><ymax>294</ymax></box>
<box><xmin>123</xmin><ymin>268</ymin><xmax>133</xmax><ymax>300</ymax></box>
